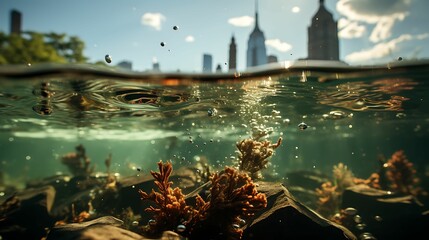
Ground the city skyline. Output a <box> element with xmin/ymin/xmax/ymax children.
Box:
<box><xmin>1</xmin><ymin>0</ymin><xmax>428</xmax><ymax>72</ymax></box>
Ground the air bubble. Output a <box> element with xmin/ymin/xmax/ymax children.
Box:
<box><xmin>208</xmin><ymin>108</ymin><xmax>218</xmax><ymax>117</ymax></box>
<box><xmin>298</xmin><ymin>122</ymin><xmax>308</xmax><ymax>130</ymax></box>
<box><xmin>176</xmin><ymin>224</ymin><xmax>186</xmax><ymax>232</ymax></box>
<box><xmin>173</xmin><ymin>25</ymin><xmax>179</xmax><ymax>30</ymax></box>
<box><xmin>132</xmin><ymin>221</ymin><xmax>139</xmax><ymax>226</ymax></box>
<box><xmin>160</xmin><ymin>42</ymin><xmax>166</xmax><ymax>47</ymax></box>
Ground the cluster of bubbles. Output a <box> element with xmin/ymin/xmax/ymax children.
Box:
<box><xmin>207</xmin><ymin>108</ymin><xmax>218</xmax><ymax>117</ymax></box>
<box><xmin>340</xmin><ymin>207</ymin><xmax>380</xmax><ymax>240</ymax></box>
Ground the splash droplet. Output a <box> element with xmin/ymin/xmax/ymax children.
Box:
<box><xmin>105</xmin><ymin>54</ymin><xmax>112</xmax><ymax>63</ymax></box>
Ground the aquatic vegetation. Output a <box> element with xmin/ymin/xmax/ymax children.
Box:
<box><xmin>236</xmin><ymin>137</ymin><xmax>282</xmax><ymax>179</ymax></box>
<box><xmin>139</xmin><ymin>160</ymin><xmax>267</xmax><ymax>239</ymax></box>
<box><xmin>385</xmin><ymin>150</ymin><xmax>421</xmax><ymax>196</ymax></box>
<box><xmin>332</xmin><ymin>163</ymin><xmax>355</xmax><ymax>193</ymax></box>
<box><xmin>60</xmin><ymin>144</ymin><xmax>94</xmax><ymax>177</ymax></box>
<box><xmin>315</xmin><ymin>181</ymin><xmax>340</xmax><ymax>218</ymax></box>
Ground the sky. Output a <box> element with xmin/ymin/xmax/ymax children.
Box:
<box><xmin>1</xmin><ymin>0</ymin><xmax>428</xmax><ymax>72</ymax></box>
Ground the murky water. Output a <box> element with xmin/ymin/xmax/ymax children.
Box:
<box><xmin>1</xmin><ymin>60</ymin><xmax>428</xmax><ymax>239</ymax></box>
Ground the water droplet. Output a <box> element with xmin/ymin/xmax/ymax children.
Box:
<box><xmin>105</xmin><ymin>54</ymin><xmax>112</xmax><ymax>63</ymax></box>
<box><xmin>136</xmin><ymin>167</ymin><xmax>141</xmax><ymax>172</ymax></box>
<box><xmin>132</xmin><ymin>220</ymin><xmax>139</xmax><ymax>226</ymax></box>
<box><xmin>374</xmin><ymin>215</ymin><xmax>383</xmax><ymax>222</ymax></box>
<box><xmin>397</xmin><ymin>57</ymin><xmax>403</xmax><ymax>61</ymax></box>
<box><xmin>176</xmin><ymin>224</ymin><xmax>186</xmax><ymax>232</ymax></box>
<box><xmin>160</xmin><ymin>42</ymin><xmax>166</xmax><ymax>47</ymax></box>
<box><xmin>25</xmin><ymin>155</ymin><xmax>31</xmax><ymax>160</ymax></box>
<box><xmin>344</xmin><ymin>207</ymin><xmax>358</xmax><ymax>216</ymax></box>
<box><xmin>298</xmin><ymin>122</ymin><xmax>308</xmax><ymax>130</ymax></box>
<box><xmin>173</xmin><ymin>25</ymin><xmax>179</xmax><ymax>30</ymax></box>
<box><xmin>208</xmin><ymin>108</ymin><xmax>218</xmax><ymax>117</ymax></box>
<box><xmin>210</xmin><ymin>139</ymin><xmax>214</xmax><ymax>142</ymax></box>
<box><xmin>8</xmin><ymin>137</ymin><xmax>14</xmax><ymax>142</ymax></box>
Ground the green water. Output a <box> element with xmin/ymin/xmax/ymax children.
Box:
<box><xmin>1</xmin><ymin>60</ymin><xmax>428</xmax><ymax>182</ymax></box>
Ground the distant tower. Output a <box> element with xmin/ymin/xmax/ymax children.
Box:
<box><xmin>203</xmin><ymin>54</ymin><xmax>213</xmax><ymax>73</ymax></box>
<box><xmin>228</xmin><ymin>34</ymin><xmax>237</xmax><ymax>71</ymax></box>
<box><xmin>151</xmin><ymin>57</ymin><xmax>160</xmax><ymax>72</ymax></box>
<box><xmin>247</xmin><ymin>0</ymin><xmax>267</xmax><ymax>68</ymax></box>
<box><xmin>10</xmin><ymin>9</ymin><xmax>22</xmax><ymax>34</ymax></box>
<box><xmin>307</xmin><ymin>0</ymin><xmax>339</xmax><ymax>61</ymax></box>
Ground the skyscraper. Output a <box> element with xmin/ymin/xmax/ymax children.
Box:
<box><xmin>246</xmin><ymin>0</ymin><xmax>267</xmax><ymax>68</ymax></box>
<box><xmin>307</xmin><ymin>0</ymin><xmax>339</xmax><ymax>61</ymax></box>
<box><xmin>228</xmin><ymin>35</ymin><xmax>237</xmax><ymax>71</ymax></box>
<box><xmin>202</xmin><ymin>54</ymin><xmax>213</xmax><ymax>73</ymax></box>
<box><xmin>10</xmin><ymin>9</ymin><xmax>22</xmax><ymax>34</ymax></box>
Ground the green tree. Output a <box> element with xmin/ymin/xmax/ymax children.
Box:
<box><xmin>0</xmin><ymin>31</ymin><xmax>88</xmax><ymax>64</ymax></box>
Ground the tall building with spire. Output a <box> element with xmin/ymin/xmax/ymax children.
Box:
<box><xmin>228</xmin><ymin>35</ymin><xmax>237</xmax><ymax>71</ymax></box>
<box><xmin>247</xmin><ymin>0</ymin><xmax>267</xmax><ymax>68</ymax></box>
<box><xmin>307</xmin><ymin>0</ymin><xmax>339</xmax><ymax>61</ymax></box>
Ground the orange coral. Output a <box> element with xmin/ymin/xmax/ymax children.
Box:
<box><xmin>236</xmin><ymin>137</ymin><xmax>282</xmax><ymax>179</ymax></box>
<box><xmin>138</xmin><ymin>161</ymin><xmax>193</xmax><ymax>235</ymax></box>
<box><xmin>61</xmin><ymin>144</ymin><xmax>93</xmax><ymax>177</ymax></box>
<box><xmin>385</xmin><ymin>150</ymin><xmax>420</xmax><ymax>195</ymax></box>
<box><xmin>139</xmin><ymin>161</ymin><xmax>267</xmax><ymax>240</ymax></box>
<box><xmin>315</xmin><ymin>181</ymin><xmax>341</xmax><ymax>218</ymax></box>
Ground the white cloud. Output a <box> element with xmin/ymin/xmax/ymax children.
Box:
<box><xmin>265</xmin><ymin>39</ymin><xmax>292</xmax><ymax>52</ymax></box>
<box><xmin>185</xmin><ymin>35</ymin><xmax>195</xmax><ymax>42</ymax></box>
<box><xmin>345</xmin><ymin>34</ymin><xmax>413</xmax><ymax>62</ymax></box>
<box><xmin>141</xmin><ymin>12</ymin><xmax>166</xmax><ymax>31</ymax></box>
<box><xmin>416</xmin><ymin>33</ymin><xmax>429</xmax><ymax>40</ymax></box>
<box><xmin>336</xmin><ymin>0</ymin><xmax>411</xmax><ymax>42</ymax></box>
<box><xmin>228</xmin><ymin>16</ymin><xmax>254</xmax><ymax>27</ymax></box>
<box><xmin>291</xmin><ymin>6</ymin><xmax>300</xmax><ymax>13</ymax></box>
<box><xmin>339</xmin><ymin>20</ymin><xmax>366</xmax><ymax>39</ymax></box>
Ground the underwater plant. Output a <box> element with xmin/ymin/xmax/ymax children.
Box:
<box><xmin>315</xmin><ymin>181</ymin><xmax>341</xmax><ymax>218</ymax></box>
<box><xmin>139</xmin><ymin>160</ymin><xmax>267</xmax><ymax>239</ymax></box>
<box><xmin>384</xmin><ymin>150</ymin><xmax>421</xmax><ymax>196</ymax></box>
<box><xmin>332</xmin><ymin>163</ymin><xmax>355</xmax><ymax>193</ymax></box>
<box><xmin>236</xmin><ymin>137</ymin><xmax>282</xmax><ymax>179</ymax></box>
<box><xmin>60</xmin><ymin>144</ymin><xmax>94</xmax><ymax>177</ymax></box>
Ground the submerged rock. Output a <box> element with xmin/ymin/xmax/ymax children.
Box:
<box><xmin>341</xmin><ymin>184</ymin><xmax>429</xmax><ymax>240</ymax></box>
<box><xmin>243</xmin><ymin>181</ymin><xmax>356</xmax><ymax>240</ymax></box>
<box><xmin>0</xmin><ymin>186</ymin><xmax>56</xmax><ymax>240</ymax></box>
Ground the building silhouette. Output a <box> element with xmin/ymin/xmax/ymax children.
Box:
<box><xmin>267</xmin><ymin>55</ymin><xmax>278</xmax><ymax>63</ymax></box>
<box><xmin>117</xmin><ymin>61</ymin><xmax>132</xmax><ymax>70</ymax></box>
<box><xmin>202</xmin><ymin>54</ymin><xmax>213</xmax><ymax>73</ymax></box>
<box><xmin>246</xmin><ymin>0</ymin><xmax>267</xmax><ymax>68</ymax></box>
<box><xmin>307</xmin><ymin>0</ymin><xmax>339</xmax><ymax>61</ymax></box>
<box><xmin>10</xmin><ymin>9</ymin><xmax>22</xmax><ymax>34</ymax></box>
<box><xmin>215</xmin><ymin>64</ymin><xmax>222</xmax><ymax>73</ymax></box>
<box><xmin>228</xmin><ymin>34</ymin><xmax>237</xmax><ymax>71</ymax></box>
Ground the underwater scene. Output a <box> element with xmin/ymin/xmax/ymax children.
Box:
<box><xmin>1</xmin><ymin>60</ymin><xmax>429</xmax><ymax>240</ymax></box>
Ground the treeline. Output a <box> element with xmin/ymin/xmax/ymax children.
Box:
<box><xmin>0</xmin><ymin>31</ymin><xmax>88</xmax><ymax>64</ymax></box>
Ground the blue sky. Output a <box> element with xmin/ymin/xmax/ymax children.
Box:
<box><xmin>1</xmin><ymin>0</ymin><xmax>428</xmax><ymax>72</ymax></box>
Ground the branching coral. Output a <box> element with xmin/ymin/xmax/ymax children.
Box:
<box><xmin>385</xmin><ymin>150</ymin><xmax>420</xmax><ymax>196</ymax></box>
<box><xmin>139</xmin><ymin>161</ymin><xmax>267</xmax><ymax>240</ymax></box>
<box><xmin>138</xmin><ymin>161</ymin><xmax>193</xmax><ymax>236</ymax></box>
<box><xmin>61</xmin><ymin>144</ymin><xmax>93</xmax><ymax>177</ymax></box>
<box><xmin>236</xmin><ymin>137</ymin><xmax>282</xmax><ymax>179</ymax></box>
